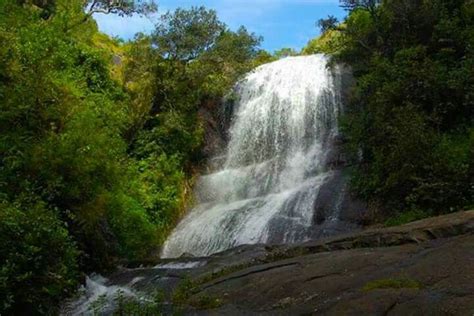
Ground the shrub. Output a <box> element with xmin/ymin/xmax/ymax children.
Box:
<box><xmin>0</xmin><ymin>201</ymin><xmax>78</xmax><ymax>314</ymax></box>
<box><xmin>384</xmin><ymin>209</ymin><xmax>432</xmax><ymax>227</ymax></box>
<box><xmin>106</xmin><ymin>192</ymin><xmax>158</xmax><ymax>260</ymax></box>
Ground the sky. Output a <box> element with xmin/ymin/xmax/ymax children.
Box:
<box><xmin>93</xmin><ymin>0</ymin><xmax>346</xmax><ymax>53</ymax></box>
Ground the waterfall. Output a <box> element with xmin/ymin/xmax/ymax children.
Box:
<box><xmin>162</xmin><ymin>55</ymin><xmax>344</xmax><ymax>258</ymax></box>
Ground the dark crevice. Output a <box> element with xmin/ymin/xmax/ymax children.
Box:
<box><xmin>423</xmin><ymin>229</ymin><xmax>438</xmax><ymax>240</ymax></box>
<box><xmin>201</xmin><ymin>262</ymin><xmax>300</xmax><ymax>289</ymax></box>
<box><xmin>304</xmin><ymin>272</ymin><xmax>344</xmax><ymax>282</ymax></box>
<box><xmin>163</xmin><ymin>273</ymin><xmax>188</xmax><ymax>279</ymax></box>
<box><xmin>383</xmin><ymin>301</ymin><xmax>398</xmax><ymax>316</ymax></box>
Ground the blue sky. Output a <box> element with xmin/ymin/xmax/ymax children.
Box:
<box><xmin>93</xmin><ymin>0</ymin><xmax>346</xmax><ymax>52</ymax></box>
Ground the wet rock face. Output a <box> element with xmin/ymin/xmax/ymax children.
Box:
<box><xmin>198</xmin><ymin>97</ymin><xmax>235</xmax><ymax>172</ymax></box>
<box><xmin>312</xmin><ymin>64</ymin><xmax>367</xmax><ymax>230</ymax></box>
<box><xmin>312</xmin><ymin>170</ymin><xmax>367</xmax><ymax>226</ymax></box>
<box><xmin>66</xmin><ymin>211</ymin><xmax>474</xmax><ymax>315</ymax></box>
<box><xmin>202</xmin><ymin>234</ymin><xmax>474</xmax><ymax>316</ymax></box>
<box><xmin>198</xmin><ymin>100</ymin><xmax>226</xmax><ymax>164</ymax></box>
<box><xmin>190</xmin><ymin>211</ymin><xmax>474</xmax><ymax>315</ymax></box>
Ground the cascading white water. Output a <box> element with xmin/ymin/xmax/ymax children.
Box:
<box><xmin>162</xmin><ymin>55</ymin><xmax>343</xmax><ymax>258</ymax></box>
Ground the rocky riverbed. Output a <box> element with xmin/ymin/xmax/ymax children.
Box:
<box><xmin>64</xmin><ymin>211</ymin><xmax>474</xmax><ymax>315</ymax></box>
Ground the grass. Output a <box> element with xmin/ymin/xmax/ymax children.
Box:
<box><xmin>384</xmin><ymin>209</ymin><xmax>432</xmax><ymax>227</ymax></box>
<box><xmin>172</xmin><ymin>277</ymin><xmax>222</xmax><ymax>311</ymax></box>
<box><xmin>88</xmin><ymin>290</ymin><xmax>165</xmax><ymax>316</ymax></box>
<box><xmin>363</xmin><ymin>278</ymin><xmax>423</xmax><ymax>291</ymax></box>
<box><xmin>172</xmin><ymin>277</ymin><xmax>197</xmax><ymax>305</ymax></box>
<box><xmin>189</xmin><ymin>295</ymin><xmax>223</xmax><ymax>309</ymax></box>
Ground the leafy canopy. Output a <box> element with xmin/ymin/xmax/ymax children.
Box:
<box><xmin>334</xmin><ymin>0</ymin><xmax>474</xmax><ymax>217</ymax></box>
<box><xmin>0</xmin><ymin>1</ymin><xmax>270</xmax><ymax>313</ymax></box>
<box><xmin>317</xmin><ymin>15</ymin><xmax>339</xmax><ymax>33</ymax></box>
<box><xmin>153</xmin><ymin>6</ymin><xmax>226</xmax><ymax>61</ymax></box>
<box><xmin>85</xmin><ymin>0</ymin><xmax>157</xmax><ymax>16</ymax></box>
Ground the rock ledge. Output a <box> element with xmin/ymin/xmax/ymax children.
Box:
<box><xmin>108</xmin><ymin>211</ymin><xmax>474</xmax><ymax>315</ymax></box>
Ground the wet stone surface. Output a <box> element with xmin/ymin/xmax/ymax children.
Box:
<box><xmin>64</xmin><ymin>211</ymin><xmax>474</xmax><ymax>315</ymax></box>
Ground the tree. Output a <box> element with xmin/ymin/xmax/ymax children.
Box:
<box><xmin>252</xmin><ymin>50</ymin><xmax>277</xmax><ymax>67</ymax></box>
<box><xmin>153</xmin><ymin>6</ymin><xmax>226</xmax><ymax>61</ymax></box>
<box><xmin>0</xmin><ymin>202</ymin><xmax>79</xmax><ymax>314</ymax></box>
<box><xmin>274</xmin><ymin>47</ymin><xmax>298</xmax><ymax>59</ymax></box>
<box><xmin>21</xmin><ymin>0</ymin><xmax>157</xmax><ymax>19</ymax></box>
<box><xmin>340</xmin><ymin>0</ymin><xmax>381</xmax><ymax>22</ymax></box>
<box><xmin>84</xmin><ymin>0</ymin><xmax>157</xmax><ymax>16</ymax></box>
<box><xmin>317</xmin><ymin>15</ymin><xmax>339</xmax><ymax>33</ymax></box>
<box><xmin>0</xmin><ymin>1</ymin><xmax>268</xmax><ymax>312</ymax></box>
<box><xmin>340</xmin><ymin>0</ymin><xmax>380</xmax><ymax>12</ymax></box>
<box><xmin>0</xmin><ymin>1</ymin><xmax>162</xmax><ymax>304</ymax></box>
<box><xmin>338</xmin><ymin>0</ymin><xmax>474</xmax><ymax>218</ymax></box>
<box><xmin>207</xmin><ymin>26</ymin><xmax>262</xmax><ymax>64</ymax></box>
<box><xmin>191</xmin><ymin>26</ymin><xmax>263</xmax><ymax>97</ymax></box>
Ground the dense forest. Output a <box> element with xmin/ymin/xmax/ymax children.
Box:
<box><xmin>0</xmin><ymin>0</ymin><xmax>272</xmax><ymax>313</ymax></box>
<box><xmin>306</xmin><ymin>0</ymin><xmax>473</xmax><ymax>223</ymax></box>
<box><xmin>0</xmin><ymin>0</ymin><xmax>472</xmax><ymax>314</ymax></box>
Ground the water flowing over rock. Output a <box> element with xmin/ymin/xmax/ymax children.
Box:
<box><xmin>162</xmin><ymin>55</ymin><xmax>354</xmax><ymax>258</ymax></box>
<box><xmin>64</xmin><ymin>211</ymin><xmax>474</xmax><ymax>315</ymax></box>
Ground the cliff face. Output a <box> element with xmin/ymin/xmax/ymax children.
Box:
<box><xmin>197</xmin><ymin>97</ymin><xmax>233</xmax><ymax>173</ymax></box>
<box><xmin>81</xmin><ymin>211</ymin><xmax>473</xmax><ymax>315</ymax></box>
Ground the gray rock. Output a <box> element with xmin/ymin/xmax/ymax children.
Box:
<box><xmin>93</xmin><ymin>211</ymin><xmax>474</xmax><ymax>316</ymax></box>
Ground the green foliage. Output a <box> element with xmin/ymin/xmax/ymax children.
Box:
<box><xmin>337</xmin><ymin>0</ymin><xmax>474</xmax><ymax>217</ymax></box>
<box><xmin>89</xmin><ymin>278</ymin><xmax>222</xmax><ymax>314</ymax></box>
<box><xmin>170</xmin><ymin>277</ymin><xmax>222</xmax><ymax>310</ymax></box>
<box><xmin>126</xmin><ymin>5</ymin><xmax>265</xmax><ymax>170</ymax></box>
<box><xmin>153</xmin><ymin>6</ymin><xmax>226</xmax><ymax>61</ymax></box>
<box><xmin>252</xmin><ymin>50</ymin><xmax>278</xmax><ymax>67</ymax></box>
<box><xmin>384</xmin><ymin>209</ymin><xmax>432</xmax><ymax>227</ymax></box>
<box><xmin>113</xmin><ymin>290</ymin><xmax>164</xmax><ymax>316</ymax></box>
<box><xmin>85</xmin><ymin>0</ymin><xmax>157</xmax><ymax>17</ymax></box>
<box><xmin>0</xmin><ymin>0</ymin><xmax>161</xmax><ymax>270</ymax></box>
<box><xmin>106</xmin><ymin>192</ymin><xmax>158</xmax><ymax>260</ymax></box>
<box><xmin>133</xmin><ymin>111</ymin><xmax>204</xmax><ymax>162</ymax></box>
<box><xmin>172</xmin><ymin>277</ymin><xmax>197</xmax><ymax>305</ymax></box>
<box><xmin>189</xmin><ymin>294</ymin><xmax>223</xmax><ymax>310</ymax></box>
<box><xmin>363</xmin><ymin>278</ymin><xmax>423</xmax><ymax>291</ymax></box>
<box><xmin>196</xmin><ymin>26</ymin><xmax>263</xmax><ymax>97</ymax></box>
<box><xmin>274</xmin><ymin>47</ymin><xmax>298</xmax><ymax>59</ymax></box>
<box><xmin>0</xmin><ymin>201</ymin><xmax>78</xmax><ymax>315</ymax></box>
<box><xmin>123</xmin><ymin>34</ymin><xmax>156</xmax><ymax>135</ymax></box>
<box><xmin>317</xmin><ymin>15</ymin><xmax>339</xmax><ymax>33</ymax></box>
<box><xmin>122</xmin><ymin>8</ymin><xmax>267</xmax><ymax>269</ymax></box>
<box><xmin>0</xmin><ymin>1</ymin><xmax>199</xmax><ymax>312</ymax></box>
<box><xmin>130</xmin><ymin>154</ymin><xmax>188</xmax><ymax>242</ymax></box>
<box><xmin>302</xmin><ymin>28</ymin><xmax>345</xmax><ymax>55</ymax></box>
<box><xmin>88</xmin><ymin>290</ymin><xmax>165</xmax><ymax>316</ymax></box>
<box><xmin>0</xmin><ymin>1</ymin><xmax>267</xmax><ymax>313</ymax></box>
